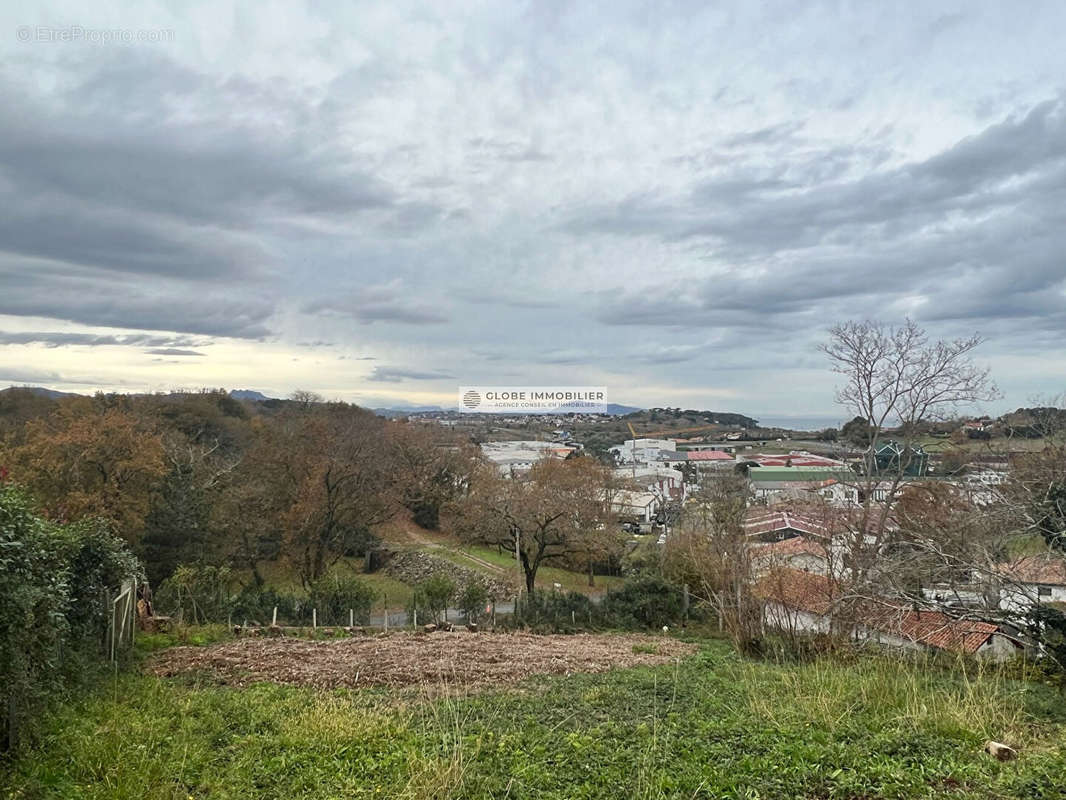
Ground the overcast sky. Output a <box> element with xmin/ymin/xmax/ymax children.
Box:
<box><xmin>1</xmin><ymin>2</ymin><xmax>1064</xmax><ymax>422</ymax></box>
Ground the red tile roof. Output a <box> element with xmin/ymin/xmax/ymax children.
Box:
<box><xmin>745</xmin><ymin>452</ymin><xmax>847</xmax><ymax>468</ymax></box>
<box><xmin>882</xmin><ymin>609</ymin><xmax>999</xmax><ymax>655</ymax></box>
<box><xmin>753</xmin><ymin>569</ymin><xmax>837</xmax><ymax>615</ymax></box>
<box><xmin>686</xmin><ymin>450</ymin><xmax>735</xmax><ymax>461</ymax></box>
<box><xmin>753</xmin><ymin>536</ymin><xmax>828</xmax><ymax>560</ymax></box>
<box><xmin>1000</xmin><ymin>555</ymin><xmax>1066</xmax><ymax>586</ymax></box>
<box><xmin>743</xmin><ymin>508</ymin><xmax>831</xmax><ymax>538</ymax></box>
<box><xmin>755</xmin><ymin>568</ymin><xmax>1005</xmax><ymax>655</ymax></box>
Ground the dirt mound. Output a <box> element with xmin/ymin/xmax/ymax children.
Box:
<box><xmin>384</xmin><ymin>550</ymin><xmax>515</xmax><ymax>600</ymax></box>
<box><xmin>145</xmin><ymin>632</ymin><xmax>696</xmax><ymax>690</ymax></box>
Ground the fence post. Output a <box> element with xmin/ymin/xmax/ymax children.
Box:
<box><xmin>349</xmin><ymin>608</ymin><xmax>354</xmax><ymax>628</ymax></box>
<box><xmin>272</xmin><ymin>606</ymin><xmax>278</xmax><ymax>626</ymax></box>
<box><xmin>312</xmin><ymin>608</ymin><xmax>317</xmax><ymax>631</ymax></box>
<box><xmin>383</xmin><ymin>594</ymin><xmax>389</xmax><ymax>632</ymax></box>
<box><xmin>130</xmin><ymin>578</ymin><xmax>137</xmax><ymax>648</ymax></box>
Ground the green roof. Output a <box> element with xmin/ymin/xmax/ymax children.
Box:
<box><xmin>747</xmin><ymin>466</ymin><xmax>854</xmax><ymax>483</ymax></box>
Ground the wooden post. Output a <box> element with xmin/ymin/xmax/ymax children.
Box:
<box><xmin>571</xmin><ymin>610</ymin><xmax>576</xmax><ymax>625</ymax></box>
<box><xmin>130</xmin><ymin>578</ymin><xmax>137</xmax><ymax>647</ymax></box>
<box><xmin>312</xmin><ymin>608</ymin><xmax>317</xmax><ymax>630</ymax></box>
<box><xmin>349</xmin><ymin>608</ymin><xmax>354</xmax><ymax>628</ymax></box>
<box><xmin>682</xmin><ymin>583</ymin><xmax>690</xmax><ymax>627</ymax></box>
<box><xmin>413</xmin><ymin>609</ymin><xmax>418</xmax><ymax>628</ymax></box>
<box><xmin>272</xmin><ymin>606</ymin><xmax>278</xmax><ymax>626</ymax></box>
<box><xmin>383</xmin><ymin>594</ymin><xmax>388</xmax><ymax>633</ymax></box>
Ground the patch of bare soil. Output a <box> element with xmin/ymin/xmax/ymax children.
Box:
<box><xmin>145</xmin><ymin>632</ymin><xmax>696</xmax><ymax>690</ymax></box>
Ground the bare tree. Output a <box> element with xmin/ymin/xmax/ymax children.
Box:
<box><xmin>819</xmin><ymin>319</ymin><xmax>998</xmax><ymax>583</ymax></box>
<box><xmin>663</xmin><ymin>474</ymin><xmax>763</xmax><ymax>652</ymax></box>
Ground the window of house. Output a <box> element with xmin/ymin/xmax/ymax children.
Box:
<box><xmin>1038</xmin><ymin>585</ymin><xmax>1053</xmax><ymax>597</ymax></box>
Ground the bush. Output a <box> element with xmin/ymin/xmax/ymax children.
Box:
<box><xmin>307</xmin><ymin>575</ymin><xmax>376</xmax><ymax>626</ymax></box>
<box><xmin>600</xmin><ymin>575</ymin><xmax>684</xmax><ymax>629</ymax></box>
<box><xmin>511</xmin><ymin>590</ymin><xmax>598</xmax><ymax>632</ymax></box>
<box><xmin>458</xmin><ymin>582</ymin><xmax>490</xmax><ymax>624</ymax></box>
<box><xmin>0</xmin><ymin>484</ymin><xmax>138</xmax><ymax>749</ymax></box>
<box><xmin>155</xmin><ymin>564</ymin><xmax>234</xmax><ymax>625</ymax></box>
<box><xmin>408</xmin><ymin>573</ymin><xmax>456</xmax><ymax>625</ymax></box>
<box><xmin>229</xmin><ymin>586</ymin><xmax>303</xmax><ymax>626</ymax></box>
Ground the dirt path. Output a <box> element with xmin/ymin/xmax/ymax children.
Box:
<box><xmin>146</xmin><ymin>632</ymin><xmax>696</xmax><ymax>690</ymax></box>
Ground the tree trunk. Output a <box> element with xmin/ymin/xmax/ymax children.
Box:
<box><xmin>520</xmin><ymin>550</ymin><xmax>536</xmax><ymax>594</ymax></box>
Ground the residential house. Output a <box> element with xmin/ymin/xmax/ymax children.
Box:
<box><xmin>756</xmin><ymin>568</ymin><xmax>1020</xmax><ymax>660</ymax></box>
<box><xmin>610</xmin><ymin>489</ymin><xmax>661</xmax><ymax>526</ymax></box>
<box><xmin>999</xmin><ymin>554</ymin><xmax>1066</xmax><ymax>613</ymax></box>
<box><xmin>750</xmin><ymin>536</ymin><xmax>830</xmax><ymax>576</ymax></box>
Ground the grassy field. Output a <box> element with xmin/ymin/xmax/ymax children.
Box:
<box><xmin>3</xmin><ymin>637</ymin><xmax>1064</xmax><ymax>799</ymax></box>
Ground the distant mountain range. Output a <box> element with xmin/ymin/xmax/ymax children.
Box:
<box><xmin>228</xmin><ymin>389</ymin><xmax>274</xmax><ymax>401</ymax></box>
<box><xmin>0</xmin><ymin>385</ymin><xmax>79</xmax><ymax>399</ymax></box>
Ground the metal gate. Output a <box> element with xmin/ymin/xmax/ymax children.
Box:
<box><xmin>108</xmin><ymin>578</ymin><xmax>137</xmax><ymax>661</ymax></box>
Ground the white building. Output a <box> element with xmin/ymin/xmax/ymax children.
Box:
<box><xmin>608</xmin><ymin>438</ymin><xmax>677</xmax><ymax>466</ymax></box>
<box><xmin>480</xmin><ymin>440</ymin><xmax>577</xmax><ymax>475</ymax></box>
<box><xmin>613</xmin><ymin>465</ymin><xmax>686</xmax><ymax>501</ymax></box>
<box><xmin>609</xmin><ymin>489</ymin><xmax>660</xmax><ymax>525</ymax></box>
<box><xmin>999</xmin><ymin>555</ymin><xmax>1066</xmax><ymax>613</ymax></box>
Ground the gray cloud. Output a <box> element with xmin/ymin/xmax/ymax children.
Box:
<box><xmin>584</xmin><ymin>98</ymin><xmax>1066</xmax><ymax>336</ymax></box>
<box><xmin>367</xmin><ymin>366</ymin><xmax>456</xmax><ymax>382</ymax></box>
<box><xmin>1</xmin><ymin>3</ymin><xmax>1064</xmax><ymax>413</ymax></box>
<box><xmin>305</xmin><ymin>281</ymin><xmax>449</xmax><ymax>325</ymax></box>
<box><xmin>0</xmin><ymin>258</ymin><xmax>274</xmax><ymax>337</ymax></box>
<box><xmin>145</xmin><ymin>348</ymin><xmax>205</xmax><ymax>356</ymax></box>
<box><xmin>0</xmin><ymin>331</ymin><xmax>205</xmax><ymax>348</ymax></box>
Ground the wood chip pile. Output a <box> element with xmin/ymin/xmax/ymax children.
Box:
<box><xmin>145</xmin><ymin>632</ymin><xmax>696</xmax><ymax>690</ymax></box>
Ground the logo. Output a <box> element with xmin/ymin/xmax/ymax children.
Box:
<box><xmin>457</xmin><ymin>386</ymin><xmax>608</xmax><ymax>414</ymax></box>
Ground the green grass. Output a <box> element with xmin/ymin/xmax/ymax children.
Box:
<box><xmin>438</xmin><ymin>543</ymin><xmax>626</xmax><ymax>596</ymax></box>
<box><xmin>230</xmin><ymin>558</ymin><xmax>416</xmax><ymax>610</ymax></box>
<box><xmin>4</xmin><ymin>641</ymin><xmax>1065</xmax><ymax>799</ymax></box>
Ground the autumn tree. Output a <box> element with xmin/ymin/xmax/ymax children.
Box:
<box><xmin>5</xmin><ymin>398</ymin><xmax>166</xmax><ymax>546</ymax></box>
<box><xmin>389</xmin><ymin>422</ymin><xmax>475</xmax><ymax>530</ymax></box>
<box><xmin>460</xmin><ymin>456</ymin><xmax>613</xmax><ymax>594</ymax></box>
<box><xmin>140</xmin><ymin>392</ymin><xmax>249</xmax><ymax>584</ymax></box>
<box><xmin>257</xmin><ymin>402</ymin><xmax>398</xmax><ymax>587</ymax></box>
